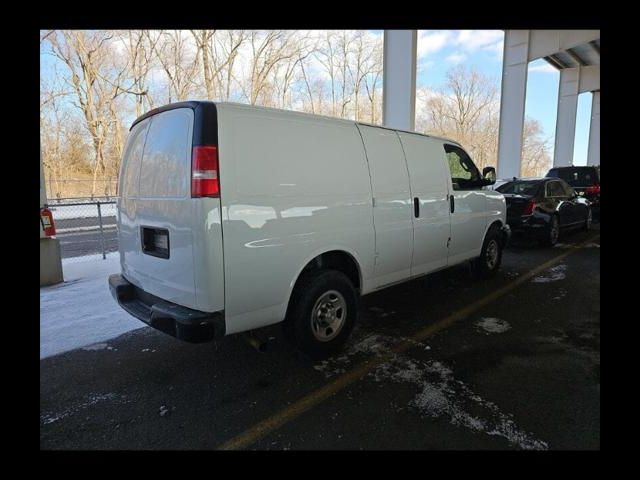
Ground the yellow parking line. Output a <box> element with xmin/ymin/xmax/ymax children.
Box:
<box><xmin>218</xmin><ymin>234</ymin><xmax>600</xmax><ymax>450</ymax></box>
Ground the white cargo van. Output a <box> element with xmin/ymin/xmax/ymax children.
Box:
<box><xmin>109</xmin><ymin>101</ymin><xmax>509</xmax><ymax>358</ymax></box>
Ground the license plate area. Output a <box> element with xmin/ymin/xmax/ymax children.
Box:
<box><xmin>141</xmin><ymin>227</ymin><xmax>170</xmax><ymax>259</ymax></box>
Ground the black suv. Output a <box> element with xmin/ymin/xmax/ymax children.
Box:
<box><xmin>545</xmin><ymin>166</ymin><xmax>600</xmax><ymax>218</ymax></box>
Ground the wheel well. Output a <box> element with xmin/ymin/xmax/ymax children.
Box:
<box><xmin>488</xmin><ymin>219</ymin><xmax>503</xmax><ymax>232</ymax></box>
<box><xmin>298</xmin><ymin>250</ymin><xmax>361</xmax><ymax>292</ymax></box>
<box><xmin>487</xmin><ymin>220</ymin><xmax>506</xmax><ymax>247</ymax></box>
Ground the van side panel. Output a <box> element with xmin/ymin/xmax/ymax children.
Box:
<box><xmin>356</xmin><ymin>124</ymin><xmax>414</xmax><ymax>289</ymax></box>
<box><xmin>216</xmin><ymin>104</ymin><xmax>375</xmax><ymax>334</ymax></box>
<box><xmin>191</xmin><ymin>198</ymin><xmax>225</xmax><ymax>313</ymax></box>
<box><xmin>396</xmin><ymin>133</ymin><xmax>451</xmax><ymax>277</ymax></box>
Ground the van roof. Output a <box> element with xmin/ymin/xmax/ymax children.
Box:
<box><xmin>129</xmin><ymin>100</ymin><xmax>462</xmax><ymax>148</ymax></box>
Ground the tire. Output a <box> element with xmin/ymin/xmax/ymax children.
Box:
<box><xmin>283</xmin><ymin>269</ymin><xmax>358</xmax><ymax>360</ymax></box>
<box><xmin>540</xmin><ymin>214</ymin><xmax>560</xmax><ymax>247</ymax></box>
<box><xmin>473</xmin><ymin>225</ymin><xmax>504</xmax><ymax>278</ymax></box>
<box><xmin>583</xmin><ymin>208</ymin><xmax>592</xmax><ymax>231</ymax></box>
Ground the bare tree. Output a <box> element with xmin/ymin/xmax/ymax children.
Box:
<box><xmin>521</xmin><ymin>119</ymin><xmax>552</xmax><ymax>177</ymax></box>
<box><xmin>240</xmin><ymin>30</ymin><xmax>300</xmax><ymax>106</ymax></box>
<box><xmin>151</xmin><ymin>30</ymin><xmax>200</xmax><ymax>103</ymax></box>
<box><xmin>117</xmin><ymin>30</ymin><xmax>160</xmax><ymax>117</ymax></box>
<box><xmin>417</xmin><ymin>65</ymin><xmax>552</xmax><ymax>175</ymax></box>
<box><xmin>45</xmin><ymin>30</ymin><xmax>118</xmax><ymax>196</ymax></box>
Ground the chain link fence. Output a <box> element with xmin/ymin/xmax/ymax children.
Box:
<box><xmin>46</xmin><ymin>197</ymin><xmax>118</xmax><ymax>263</ymax></box>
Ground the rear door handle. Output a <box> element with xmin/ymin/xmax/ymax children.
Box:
<box><xmin>450</xmin><ymin>195</ymin><xmax>455</xmax><ymax>213</ymax></box>
<box><xmin>414</xmin><ymin>197</ymin><xmax>420</xmax><ymax>218</ymax></box>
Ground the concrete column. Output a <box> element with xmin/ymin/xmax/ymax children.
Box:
<box><xmin>382</xmin><ymin>30</ymin><xmax>417</xmax><ymax>131</ymax></box>
<box><xmin>40</xmin><ymin>145</ymin><xmax>64</xmax><ymax>286</ymax></box>
<box><xmin>497</xmin><ymin>30</ymin><xmax>530</xmax><ymax>179</ymax></box>
<box><xmin>40</xmin><ymin>149</ymin><xmax>46</xmax><ymax>238</ymax></box>
<box><xmin>553</xmin><ymin>67</ymin><xmax>580</xmax><ymax>167</ymax></box>
<box><xmin>587</xmin><ymin>91</ymin><xmax>600</xmax><ymax>166</ymax></box>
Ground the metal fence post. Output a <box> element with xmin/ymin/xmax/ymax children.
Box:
<box><xmin>97</xmin><ymin>201</ymin><xmax>106</xmax><ymax>260</ymax></box>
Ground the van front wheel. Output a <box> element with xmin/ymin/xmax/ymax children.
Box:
<box><xmin>284</xmin><ymin>269</ymin><xmax>358</xmax><ymax>360</ymax></box>
<box><xmin>473</xmin><ymin>225</ymin><xmax>504</xmax><ymax>278</ymax></box>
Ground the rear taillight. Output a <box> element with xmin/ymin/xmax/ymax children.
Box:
<box><xmin>191</xmin><ymin>145</ymin><xmax>219</xmax><ymax>198</ymax></box>
<box><xmin>585</xmin><ymin>185</ymin><xmax>600</xmax><ymax>195</ymax></box>
<box><xmin>523</xmin><ymin>200</ymin><xmax>536</xmax><ymax>216</ymax></box>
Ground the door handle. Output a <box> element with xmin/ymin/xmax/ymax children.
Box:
<box><xmin>450</xmin><ymin>195</ymin><xmax>455</xmax><ymax>213</ymax></box>
<box><xmin>414</xmin><ymin>197</ymin><xmax>420</xmax><ymax>218</ymax></box>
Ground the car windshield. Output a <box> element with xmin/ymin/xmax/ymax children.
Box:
<box><xmin>496</xmin><ymin>181</ymin><xmax>541</xmax><ymax>196</ymax></box>
<box><xmin>547</xmin><ymin>167</ymin><xmax>597</xmax><ymax>187</ymax></box>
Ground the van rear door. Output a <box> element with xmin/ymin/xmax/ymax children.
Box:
<box><xmin>117</xmin><ymin>105</ymin><xmax>224</xmax><ymax>313</ymax></box>
<box><xmin>357</xmin><ymin>124</ymin><xmax>413</xmax><ymax>289</ymax></box>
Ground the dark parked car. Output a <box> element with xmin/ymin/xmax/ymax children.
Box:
<box><xmin>495</xmin><ymin>177</ymin><xmax>592</xmax><ymax>246</ymax></box>
<box><xmin>545</xmin><ymin>166</ymin><xmax>600</xmax><ymax>217</ymax></box>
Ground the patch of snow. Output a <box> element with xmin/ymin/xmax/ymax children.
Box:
<box><xmin>40</xmin><ymin>254</ymin><xmax>146</xmax><ymax>359</ymax></box>
<box><xmin>41</xmin><ymin>392</ymin><xmax>123</xmax><ymax>426</ymax></box>
<box><xmin>313</xmin><ymin>333</ymin><xmax>394</xmax><ymax>378</ymax></box>
<box><xmin>81</xmin><ymin>342</ymin><xmax>113</xmax><ymax>351</ymax></box>
<box><xmin>532</xmin><ymin>264</ymin><xmax>566</xmax><ymax>283</ymax></box>
<box><xmin>368</xmin><ymin>355</ymin><xmax>548</xmax><ymax>450</ymax></box>
<box><xmin>48</xmin><ymin>202</ymin><xmax>117</xmax><ymax>220</ymax></box>
<box><xmin>475</xmin><ymin>317</ymin><xmax>512</xmax><ymax>335</ymax></box>
<box><xmin>61</xmin><ymin>251</ymin><xmax>119</xmax><ymax>268</ymax></box>
<box><xmin>552</xmin><ymin>288</ymin><xmax>567</xmax><ymax>300</ymax></box>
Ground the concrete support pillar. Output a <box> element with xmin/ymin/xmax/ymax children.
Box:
<box><xmin>554</xmin><ymin>67</ymin><xmax>580</xmax><ymax>167</ymax></box>
<box><xmin>382</xmin><ymin>30</ymin><xmax>417</xmax><ymax>131</ymax></box>
<box><xmin>40</xmin><ymin>146</ymin><xmax>63</xmax><ymax>286</ymax></box>
<box><xmin>497</xmin><ymin>30</ymin><xmax>530</xmax><ymax>179</ymax></box>
<box><xmin>40</xmin><ymin>149</ymin><xmax>46</xmax><ymax>238</ymax></box>
<box><xmin>587</xmin><ymin>91</ymin><xmax>600</xmax><ymax>166</ymax></box>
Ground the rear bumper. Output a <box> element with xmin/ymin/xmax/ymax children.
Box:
<box><xmin>108</xmin><ymin>274</ymin><xmax>225</xmax><ymax>343</ymax></box>
<box><xmin>508</xmin><ymin>221</ymin><xmax>547</xmax><ymax>238</ymax></box>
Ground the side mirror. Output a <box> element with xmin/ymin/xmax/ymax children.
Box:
<box><xmin>482</xmin><ymin>166</ymin><xmax>497</xmax><ymax>185</ymax></box>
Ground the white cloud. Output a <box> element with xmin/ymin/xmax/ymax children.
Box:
<box><xmin>446</xmin><ymin>52</ymin><xmax>467</xmax><ymax>64</ymax></box>
<box><xmin>529</xmin><ymin>63</ymin><xmax>559</xmax><ymax>74</ymax></box>
<box><xmin>455</xmin><ymin>30</ymin><xmax>503</xmax><ymax>52</ymax></box>
<box><xmin>417</xmin><ymin>60</ymin><xmax>435</xmax><ymax>75</ymax></box>
<box><xmin>417</xmin><ymin>30</ymin><xmax>452</xmax><ymax>58</ymax></box>
<box><xmin>482</xmin><ymin>40</ymin><xmax>504</xmax><ymax>61</ymax></box>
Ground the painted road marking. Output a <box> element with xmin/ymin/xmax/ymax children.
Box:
<box><xmin>218</xmin><ymin>234</ymin><xmax>600</xmax><ymax>450</ymax></box>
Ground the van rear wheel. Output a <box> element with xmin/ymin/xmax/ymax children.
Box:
<box><xmin>284</xmin><ymin>269</ymin><xmax>358</xmax><ymax>360</ymax></box>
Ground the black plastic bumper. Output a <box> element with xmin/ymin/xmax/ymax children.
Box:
<box><xmin>108</xmin><ymin>274</ymin><xmax>225</xmax><ymax>343</ymax></box>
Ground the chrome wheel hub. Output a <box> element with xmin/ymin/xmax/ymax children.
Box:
<box><xmin>311</xmin><ymin>290</ymin><xmax>347</xmax><ymax>342</ymax></box>
<box><xmin>486</xmin><ymin>239</ymin><xmax>499</xmax><ymax>270</ymax></box>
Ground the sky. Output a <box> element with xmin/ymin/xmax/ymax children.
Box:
<box><xmin>415</xmin><ymin>30</ymin><xmax>594</xmax><ymax>166</ymax></box>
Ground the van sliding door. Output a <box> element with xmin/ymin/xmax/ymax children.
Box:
<box><xmin>357</xmin><ymin>125</ymin><xmax>413</xmax><ymax>289</ymax></box>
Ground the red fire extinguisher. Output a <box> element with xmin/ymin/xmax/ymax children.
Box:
<box><xmin>40</xmin><ymin>207</ymin><xmax>56</xmax><ymax>237</ymax></box>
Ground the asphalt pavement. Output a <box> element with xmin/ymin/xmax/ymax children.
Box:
<box><xmin>40</xmin><ymin>224</ymin><xmax>600</xmax><ymax>450</ymax></box>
